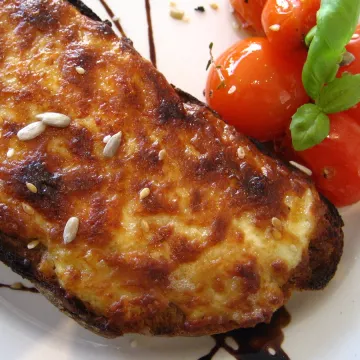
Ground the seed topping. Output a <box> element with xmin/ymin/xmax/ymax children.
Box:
<box><xmin>27</xmin><ymin>240</ymin><xmax>40</xmax><ymax>249</ymax></box>
<box><xmin>22</xmin><ymin>203</ymin><xmax>35</xmax><ymax>215</ymax></box>
<box><xmin>63</xmin><ymin>217</ymin><xmax>80</xmax><ymax>244</ymax></box>
<box><xmin>103</xmin><ymin>131</ymin><xmax>122</xmax><ymax>158</ymax></box>
<box><xmin>75</xmin><ymin>66</ymin><xmax>86</xmax><ymax>74</ymax></box>
<box><xmin>6</xmin><ymin>148</ymin><xmax>14</xmax><ymax>158</ymax></box>
<box><xmin>17</xmin><ymin>121</ymin><xmax>46</xmax><ymax>141</ymax></box>
<box><xmin>139</xmin><ymin>187</ymin><xmax>151</xmax><ymax>200</ymax></box>
<box><xmin>237</xmin><ymin>146</ymin><xmax>245</xmax><ymax>159</ymax></box>
<box><xmin>158</xmin><ymin>149</ymin><xmax>166</xmax><ymax>161</ymax></box>
<box><xmin>26</xmin><ymin>182</ymin><xmax>38</xmax><ymax>193</ymax></box>
<box><xmin>36</xmin><ymin>112</ymin><xmax>71</xmax><ymax>128</ymax></box>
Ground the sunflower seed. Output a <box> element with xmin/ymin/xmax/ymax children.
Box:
<box><xmin>63</xmin><ymin>217</ymin><xmax>80</xmax><ymax>244</ymax></box>
<box><xmin>36</xmin><ymin>112</ymin><xmax>71</xmax><ymax>128</ymax></box>
<box><xmin>27</xmin><ymin>240</ymin><xmax>40</xmax><ymax>249</ymax></box>
<box><xmin>103</xmin><ymin>132</ymin><xmax>122</xmax><ymax>158</ymax></box>
<box><xmin>139</xmin><ymin>187</ymin><xmax>151</xmax><ymax>200</ymax></box>
<box><xmin>26</xmin><ymin>182</ymin><xmax>38</xmax><ymax>193</ymax></box>
<box><xmin>17</xmin><ymin>121</ymin><xmax>46</xmax><ymax>141</ymax></box>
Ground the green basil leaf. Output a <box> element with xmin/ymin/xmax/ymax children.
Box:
<box><xmin>316</xmin><ymin>74</ymin><xmax>360</xmax><ymax>114</ymax></box>
<box><xmin>302</xmin><ymin>0</ymin><xmax>360</xmax><ymax>100</ymax></box>
<box><xmin>290</xmin><ymin>104</ymin><xmax>330</xmax><ymax>151</ymax></box>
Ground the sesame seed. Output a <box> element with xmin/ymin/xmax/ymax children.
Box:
<box><xmin>158</xmin><ymin>149</ymin><xmax>166</xmax><ymax>161</ymax></box>
<box><xmin>10</xmin><ymin>282</ymin><xmax>24</xmax><ymax>290</ymax></box>
<box><xmin>103</xmin><ymin>135</ymin><xmax>111</xmax><ymax>143</ymax></box>
<box><xmin>27</xmin><ymin>240</ymin><xmax>40</xmax><ymax>249</ymax></box>
<box><xmin>210</xmin><ymin>3</ymin><xmax>219</xmax><ymax>10</ymax></box>
<box><xmin>352</xmin><ymin>34</ymin><xmax>360</xmax><ymax>40</ymax></box>
<box><xmin>75</xmin><ymin>66</ymin><xmax>86</xmax><ymax>75</ymax></box>
<box><xmin>26</xmin><ymin>182</ymin><xmax>38</xmax><ymax>193</ymax></box>
<box><xmin>268</xmin><ymin>348</ymin><xmax>276</xmax><ymax>356</ymax></box>
<box><xmin>130</xmin><ymin>340</ymin><xmax>138</xmax><ymax>348</ymax></box>
<box><xmin>289</xmin><ymin>161</ymin><xmax>312</xmax><ymax>176</ymax></box>
<box><xmin>228</xmin><ymin>85</ymin><xmax>237</xmax><ymax>94</ymax></box>
<box><xmin>269</xmin><ymin>24</ymin><xmax>281</xmax><ymax>31</ymax></box>
<box><xmin>22</xmin><ymin>203</ymin><xmax>35</xmax><ymax>215</ymax></box>
<box><xmin>170</xmin><ymin>8</ymin><xmax>185</xmax><ymax>20</ymax></box>
<box><xmin>112</xmin><ymin>16</ymin><xmax>119</xmax><ymax>22</ymax></box>
<box><xmin>63</xmin><ymin>217</ymin><xmax>80</xmax><ymax>244</ymax></box>
<box><xmin>271</xmin><ymin>217</ymin><xmax>283</xmax><ymax>230</ymax></box>
<box><xmin>141</xmin><ymin>220</ymin><xmax>150</xmax><ymax>232</ymax></box>
<box><xmin>139</xmin><ymin>187</ymin><xmax>151</xmax><ymax>200</ymax></box>
<box><xmin>237</xmin><ymin>146</ymin><xmax>245</xmax><ymax>159</ymax></box>
<box><xmin>6</xmin><ymin>148</ymin><xmax>14</xmax><ymax>158</ymax></box>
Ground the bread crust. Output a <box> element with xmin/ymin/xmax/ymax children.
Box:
<box><xmin>0</xmin><ymin>0</ymin><xmax>344</xmax><ymax>337</ymax></box>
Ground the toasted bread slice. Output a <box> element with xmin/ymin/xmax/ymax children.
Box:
<box><xmin>0</xmin><ymin>0</ymin><xmax>343</xmax><ymax>337</ymax></box>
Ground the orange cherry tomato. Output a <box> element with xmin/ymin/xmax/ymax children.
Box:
<box><xmin>262</xmin><ymin>0</ymin><xmax>320</xmax><ymax>51</ymax></box>
<box><xmin>295</xmin><ymin>112</ymin><xmax>360</xmax><ymax>207</ymax></box>
<box><xmin>338</xmin><ymin>25</ymin><xmax>360</xmax><ymax>122</ymax></box>
<box><xmin>230</xmin><ymin>0</ymin><xmax>267</xmax><ymax>35</ymax></box>
<box><xmin>205</xmin><ymin>38</ymin><xmax>309</xmax><ymax>141</ymax></box>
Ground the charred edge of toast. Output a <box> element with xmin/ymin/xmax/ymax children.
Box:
<box><xmin>0</xmin><ymin>0</ymin><xmax>344</xmax><ymax>338</ymax></box>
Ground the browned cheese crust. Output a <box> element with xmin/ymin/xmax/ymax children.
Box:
<box><xmin>0</xmin><ymin>0</ymin><xmax>343</xmax><ymax>337</ymax></box>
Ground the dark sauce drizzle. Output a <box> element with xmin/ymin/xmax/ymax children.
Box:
<box><xmin>144</xmin><ymin>0</ymin><xmax>157</xmax><ymax>68</ymax></box>
<box><xmin>98</xmin><ymin>0</ymin><xmax>126</xmax><ymax>37</ymax></box>
<box><xmin>0</xmin><ymin>283</ymin><xmax>39</xmax><ymax>294</ymax></box>
<box><xmin>199</xmin><ymin>308</ymin><xmax>291</xmax><ymax>360</ymax></box>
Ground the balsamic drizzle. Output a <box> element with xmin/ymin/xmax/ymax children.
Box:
<box><xmin>199</xmin><ymin>308</ymin><xmax>291</xmax><ymax>360</ymax></box>
<box><xmin>98</xmin><ymin>0</ymin><xmax>126</xmax><ymax>37</ymax></box>
<box><xmin>0</xmin><ymin>283</ymin><xmax>39</xmax><ymax>294</ymax></box>
<box><xmin>144</xmin><ymin>0</ymin><xmax>157</xmax><ymax>68</ymax></box>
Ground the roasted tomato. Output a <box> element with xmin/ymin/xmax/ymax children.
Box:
<box><xmin>205</xmin><ymin>38</ymin><xmax>309</xmax><ymax>141</ymax></box>
<box><xmin>338</xmin><ymin>24</ymin><xmax>360</xmax><ymax>121</ymax></box>
<box><xmin>261</xmin><ymin>0</ymin><xmax>320</xmax><ymax>51</ymax></box>
<box><xmin>230</xmin><ymin>0</ymin><xmax>268</xmax><ymax>35</ymax></box>
<box><xmin>295</xmin><ymin>112</ymin><xmax>360</xmax><ymax>207</ymax></box>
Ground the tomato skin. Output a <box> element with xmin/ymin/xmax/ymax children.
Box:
<box><xmin>205</xmin><ymin>38</ymin><xmax>309</xmax><ymax>141</ymax></box>
<box><xmin>230</xmin><ymin>0</ymin><xmax>267</xmax><ymax>35</ymax></box>
<box><xmin>295</xmin><ymin>113</ymin><xmax>360</xmax><ymax>207</ymax></box>
<box><xmin>262</xmin><ymin>0</ymin><xmax>320</xmax><ymax>52</ymax></box>
<box><xmin>338</xmin><ymin>25</ymin><xmax>360</xmax><ymax>121</ymax></box>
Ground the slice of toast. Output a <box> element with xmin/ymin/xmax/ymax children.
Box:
<box><xmin>0</xmin><ymin>0</ymin><xmax>343</xmax><ymax>337</ymax></box>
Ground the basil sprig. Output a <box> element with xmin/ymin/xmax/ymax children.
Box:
<box><xmin>290</xmin><ymin>0</ymin><xmax>360</xmax><ymax>151</ymax></box>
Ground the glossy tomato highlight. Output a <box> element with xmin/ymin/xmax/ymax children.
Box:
<box><xmin>262</xmin><ymin>0</ymin><xmax>320</xmax><ymax>52</ymax></box>
<box><xmin>230</xmin><ymin>0</ymin><xmax>267</xmax><ymax>35</ymax></box>
<box><xmin>205</xmin><ymin>38</ymin><xmax>309</xmax><ymax>141</ymax></box>
<box><xmin>296</xmin><ymin>113</ymin><xmax>360</xmax><ymax>207</ymax></box>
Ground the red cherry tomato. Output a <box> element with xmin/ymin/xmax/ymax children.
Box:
<box><xmin>295</xmin><ymin>112</ymin><xmax>360</xmax><ymax>207</ymax></box>
<box><xmin>338</xmin><ymin>25</ymin><xmax>360</xmax><ymax>121</ymax></box>
<box><xmin>262</xmin><ymin>0</ymin><xmax>320</xmax><ymax>52</ymax></box>
<box><xmin>205</xmin><ymin>38</ymin><xmax>309</xmax><ymax>141</ymax></box>
<box><xmin>230</xmin><ymin>0</ymin><xmax>267</xmax><ymax>35</ymax></box>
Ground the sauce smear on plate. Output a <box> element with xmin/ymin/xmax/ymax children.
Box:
<box><xmin>199</xmin><ymin>307</ymin><xmax>291</xmax><ymax>360</ymax></box>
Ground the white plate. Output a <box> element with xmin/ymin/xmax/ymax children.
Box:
<box><xmin>1</xmin><ymin>1</ymin><xmax>360</xmax><ymax>359</ymax></box>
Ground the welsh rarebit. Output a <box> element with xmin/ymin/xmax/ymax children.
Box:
<box><xmin>0</xmin><ymin>0</ymin><xmax>343</xmax><ymax>337</ymax></box>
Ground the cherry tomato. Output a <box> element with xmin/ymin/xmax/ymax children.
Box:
<box><xmin>205</xmin><ymin>38</ymin><xmax>309</xmax><ymax>141</ymax></box>
<box><xmin>295</xmin><ymin>112</ymin><xmax>360</xmax><ymax>207</ymax></box>
<box><xmin>262</xmin><ymin>0</ymin><xmax>320</xmax><ymax>52</ymax></box>
<box><xmin>230</xmin><ymin>0</ymin><xmax>267</xmax><ymax>35</ymax></box>
<box><xmin>338</xmin><ymin>25</ymin><xmax>360</xmax><ymax>121</ymax></box>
